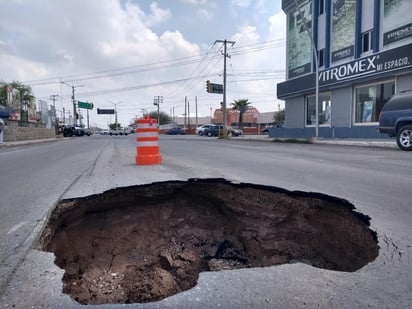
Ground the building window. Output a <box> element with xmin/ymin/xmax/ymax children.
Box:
<box><xmin>319</xmin><ymin>0</ymin><xmax>325</xmax><ymax>15</ymax></box>
<box><xmin>354</xmin><ymin>81</ymin><xmax>395</xmax><ymax>123</ymax></box>
<box><xmin>362</xmin><ymin>30</ymin><xmax>373</xmax><ymax>53</ymax></box>
<box><xmin>306</xmin><ymin>93</ymin><xmax>331</xmax><ymax>126</ymax></box>
<box><xmin>318</xmin><ymin>49</ymin><xmax>325</xmax><ymax>67</ymax></box>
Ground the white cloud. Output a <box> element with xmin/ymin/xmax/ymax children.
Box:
<box><xmin>145</xmin><ymin>2</ymin><xmax>171</xmax><ymax>27</ymax></box>
<box><xmin>232</xmin><ymin>25</ymin><xmax>260</xmax><ymax>44</ymax></box>
<box><xmin>269</xmin><ymin>10</ymin><xmax>287</xmax><ymax>41</ymax></box>
<box><xmin>0</xmin><ymin>0</ymin><xmax>286</xmax><ymax>125</ymax></box>
<box><xmin>231</xmin><ymin>0</ymin><xmax>252</xmax><ymax>8</ymax></box>
<box><xmin>179</xmin><ymin>0</ymin><xmax>208</xmax><ymax>4</ymax></box>
<box><xmin>197</xmin><ymin>8</ymin><xmax>214</xmax><ymax>20</ymax></box>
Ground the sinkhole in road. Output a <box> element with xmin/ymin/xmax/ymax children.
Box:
<box><xmin>38</xmin><ymin>178</ymin><xmax>379</xmax><ymax>305</ymax></box>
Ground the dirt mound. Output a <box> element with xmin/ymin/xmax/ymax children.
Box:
<box><xmin>38</xmin><ymin>179</ymin><xmax>378</xmax><ymax>305</ymax></box>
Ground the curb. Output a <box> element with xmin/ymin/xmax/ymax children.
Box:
<box><xmin>0</xmin><ymin>138</ymin><xmax>66</xmax><ymax>148</ymax></box>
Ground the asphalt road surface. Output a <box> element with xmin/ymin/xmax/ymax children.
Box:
<box><xmin>0</xmin><ymin>134</ymin><xmax>411</xmax><ymax>308</ymax></box>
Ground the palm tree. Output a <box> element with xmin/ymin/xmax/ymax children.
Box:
<box><xmin>231</xmin><ymin>99</ymin><xmax>251</xmax><ymax>130</ymax></box>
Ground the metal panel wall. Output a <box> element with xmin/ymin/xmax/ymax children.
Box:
<box><xmin>285</xmin><ymin>96</ymin><xmax>305</xmax><ymax>128</ymax></box>
<box><xmin>331</xmin><ymin>87</ymin><xmax>352</xmax><ymax>128</ymax></box>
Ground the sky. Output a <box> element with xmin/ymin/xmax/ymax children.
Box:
<box><xmin>0</xmin><ymin>0</ymin><xmax>286</xmax><ymax>128</ymax></box>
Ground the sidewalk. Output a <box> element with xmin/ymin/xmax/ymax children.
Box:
<box><xmin>0</xmin><ymin>137</ymin><xmax>66</xmax><ymax>148</ymax></box>
<box><xmin>235</xmin><ymin>134</ymin><xmax>398</xmax><ymax>149</ymax></box>
<box><xmin>0</xmin><ymin>135</ymin><xmax>398</xmax><ymax>150</ymax></box>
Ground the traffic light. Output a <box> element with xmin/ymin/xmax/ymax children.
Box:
<box><xmin>220</xmin><ymin>101</ymin><xmax>223</xmax><ymax>111</ymax></box>
<box><xmin>206</xmin><ymin>80</ymin><xmax>211</xmax><ymax>93</ymax></box>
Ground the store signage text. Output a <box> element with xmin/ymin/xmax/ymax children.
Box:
<box><xmin>319</xmin><ymin>48</ymin><xmax>411</xmax><ymax>85</ymax></box>
<box><xmin>319</xmin><ymin>57</ymin><xmax>377</xmax><ymax>82</ymax></box>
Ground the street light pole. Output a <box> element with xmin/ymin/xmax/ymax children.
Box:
<box><xmin>294</xmin><ymin>0</ymin><xmax>319</xmax><ymax>138</ymax></box>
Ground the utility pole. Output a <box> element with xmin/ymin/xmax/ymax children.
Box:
<box><xmin>184</xmin><ymin>96</ymin><xmax>187</xmax><ymax>129</ymax></box>
<box><xmin>109</xmin><ymin>101</ymin><xmax>122</xmax><ymax>129</ymax></box>
<box><xmin>153</xmin><ymin>96</ymin><xmax>163</xmax><ymax>126</ymax></box>
<box><xmin>187</xmin><ymin>99</ymin><xmax>190</xmax><ymax>133</ymax></box>
<box><xmin>61</xmin><ymin>81</ymin><xmax>83</xmax><ymax>126</ymax></box>
<box><xmin>215</xmin><ymin>39</ymin><xmax>235</xmax><ymax>137</ymax></box>
<box><xmin>49</xmin><ymin>94</ymin><xmax>58</xmax><ymax>118</ymax></box>
<box><xmin>49</xmin><ymin>94</ymin><xmax>59</xmax><ymax>133</ymax></box>
<box><xmin>195</xmin><ymin>96</ymin><xmax>198</xmax><ymax>128</ymax></box>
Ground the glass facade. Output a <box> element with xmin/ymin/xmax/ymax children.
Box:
<box><xmin>306</xmin><ymin>93</ymin><xmax>331</xmax><ymax>125</ymax></box>
<box><xmin>287</xmin><ymin>0</ymin><xmax>313</xmax><ymax>79</ymax></box>
<box><xmin>354</xmin><ymin>81</ymin><xmax>395</xmax><ymax>123</ymax></box>
<box><xmin>331</xmin><ymin>0</ymin><xmax>356</xmax><ymax>62</ymax></box>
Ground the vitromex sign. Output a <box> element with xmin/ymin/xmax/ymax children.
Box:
<box><xmin>319</xmin><ymin>44</ymin><xmax>412</xmax><ymax>86</ymax></box>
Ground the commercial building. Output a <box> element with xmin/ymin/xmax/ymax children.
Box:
<box><xmin>276</xmin><ymin>0</ymin><xmax>412</xmax><ymax>138</ymax></box>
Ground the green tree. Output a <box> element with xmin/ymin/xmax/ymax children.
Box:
<box><xmin>231</xmin><ymin>99</ymin><xmax>251</xmax><ymax>130</ymax></box>
<box><xmin>0</xmin><ymin>81</ymin><xmax>35</xmax><ymax>110</ymax></box>
<box><xmin>108</xmin><ymin>123</ymin><xmax>121</xmax><ymax>130</ymax></box>
<box><xmin>148</xmin><ymin>110</ymin><xmax>170</xmax><ymax>125</ymax></box>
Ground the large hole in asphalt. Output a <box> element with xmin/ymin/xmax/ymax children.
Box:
<box><xmin>38</xmin><ymin>179</ymin><xmax>378</xmax><ymax>305</ymax></box>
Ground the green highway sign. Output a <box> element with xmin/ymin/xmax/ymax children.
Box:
<box><xmin>78</xmin><ymin>101</ymin><xmax>94</xmax><ymax>110</ymax></box>
<box><xmin>97</xmin><ymin>108</ymin><xmax>115</xmax><ymax>115</ymax></box>
<box><xmin>210</xmin><ymin>83</ymin><xmax>223</xmax><ymax>94</ymax></box>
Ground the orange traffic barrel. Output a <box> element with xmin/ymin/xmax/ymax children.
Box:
<box><xmin>135</xmin><ymin>116</ymin><xmax>161</xmax><ymax>165</ymax></box>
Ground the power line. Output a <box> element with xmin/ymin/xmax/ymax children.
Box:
<box><xmin>23</xmin><ymin>39</ymin><xmax>285</xmax><ymax>87</ymax></box>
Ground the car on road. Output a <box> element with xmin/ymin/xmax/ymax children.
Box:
<box><xmin>203</xmin><ymin>125</ymin><xmax>220</xmax><ymax>137</ymax></box>
<box><xmin>83</xmin><ymin>128</ymin><xmax>92</xmax><ymax>136</ymax></box>
<box><xmin>202</xmin><ymin>125</ymin><xmax>243</xmax><ymax>137</ymax></box>
<box><xmin>165</xmin><ymin>127</ymin><xmax>186</xmax><ymax>135</ymax></box>
<box><xmin>109</xmin><ymin>128</ymin><xmax>131</xmax><ymax>136</ymax></box>
<box><xmin>379</xmin><ymin>90</ymin><xmax>412</xmax><ymax>151</ymax></box>
<box><xmin>196</xmin><ymin>124</ymin><xmax>216</xmax><ymax>136</ymax></box>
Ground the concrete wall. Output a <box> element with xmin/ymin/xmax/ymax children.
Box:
<box><xmin>2</xmin><ymin>121</ymin><xmax>56</xmax><ymax>141</ymax></box>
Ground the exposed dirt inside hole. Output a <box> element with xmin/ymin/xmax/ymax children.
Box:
<box><xmin>38</xmin><ymin>179</ymin><xmax>378</xmax><ymax>305</ymax></box>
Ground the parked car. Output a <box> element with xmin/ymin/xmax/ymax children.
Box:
<box><xmin>230</xmin><ymin>127</ymin><xmax>243</xmax><ymax>137</ymax></box>
<box><xmin>379</xmin><ymin>90</ymin><xmax>412</xmax><ymax>151</ymax></box>
<box><xmin>262</xmin><ymin>124</ymin><xmax>284</xmax><ymax>134</ymax></box>
<box><xmin>203</xmin><ymin>125</ymin><xmax>220</xmax><ymax>137</ymax></box>
<box><xmin>202</xmin><ymin>125</ymin><xmax>242</xmax><ymax>137</ymax></box>
<box><xmin>165</xmin><ymin>127</ymin><xmax>186</xmax><ymax>135</ymax></box>
<box><xmin>196</xmin><ymin>124</ymin><xmax>216</xmax><ymax>136</ymax></box>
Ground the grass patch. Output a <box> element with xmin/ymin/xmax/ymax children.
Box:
<box><xmin>271</xmin><ymin>138</ymin><xmax>313</xmax><ymax>144</ymax></box>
